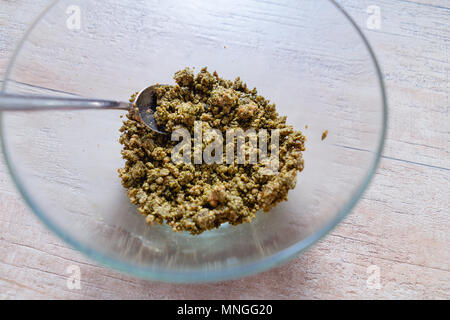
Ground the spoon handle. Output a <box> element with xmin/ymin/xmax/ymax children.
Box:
<box><xmin>0</xmin><ymin>94</ymin><xmax>131</xmax><ymax>111</ymax></box>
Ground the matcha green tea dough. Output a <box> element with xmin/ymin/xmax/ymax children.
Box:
<box><xmin>118</xmin><ymin>67</ymin><xmax>306</xmax><ymax>234</ymax></box>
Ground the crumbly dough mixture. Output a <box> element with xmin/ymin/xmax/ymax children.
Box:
<box><xmin>118</xmin><ymin>67</ymin><xmax>306</xmax><ymax>234</ymax></box>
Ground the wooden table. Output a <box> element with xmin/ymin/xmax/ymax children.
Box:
<box><xmin>0</xmin><ymin>0</ymin><xmax>448</xmax><ymax>299</ymax></box>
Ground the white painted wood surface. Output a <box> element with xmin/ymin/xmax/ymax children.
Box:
<box><xmin>0</xmin><ymin>0</ymin><xmax>449</xmax><ymax>299</ymax></box>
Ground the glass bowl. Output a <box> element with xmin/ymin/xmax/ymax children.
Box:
<box><xmin>0</xmin><ymin>0</ymin><xmax>386</xmax><ymax>282</ymax></box>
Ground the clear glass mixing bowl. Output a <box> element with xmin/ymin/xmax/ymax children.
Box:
<box><xmin>0</xmin><ymin>0</ymin><xmax>387</xmax><ymax>282</ymax></box>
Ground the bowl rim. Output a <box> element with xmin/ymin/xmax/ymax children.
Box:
<box><xmin>0</xmin><ymin>0</ymin><xmax>387</xmax><ymax>283</ymax></box>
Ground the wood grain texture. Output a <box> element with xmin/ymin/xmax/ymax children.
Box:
<box><xmin>0</xmin><ymin>0</ymin><xmax>449</xmax><ymax>299</ymax></box>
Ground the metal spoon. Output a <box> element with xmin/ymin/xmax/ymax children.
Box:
<box><xmin>0</xmin><ymin>85</ymin><xmax>166</xmax><ymax>134</ymax></box>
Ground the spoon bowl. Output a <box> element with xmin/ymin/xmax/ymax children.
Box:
<box><xmin>134</xmin><ymin>85</ymin><xmax>167</xmax><ymax>134</ymax></box>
